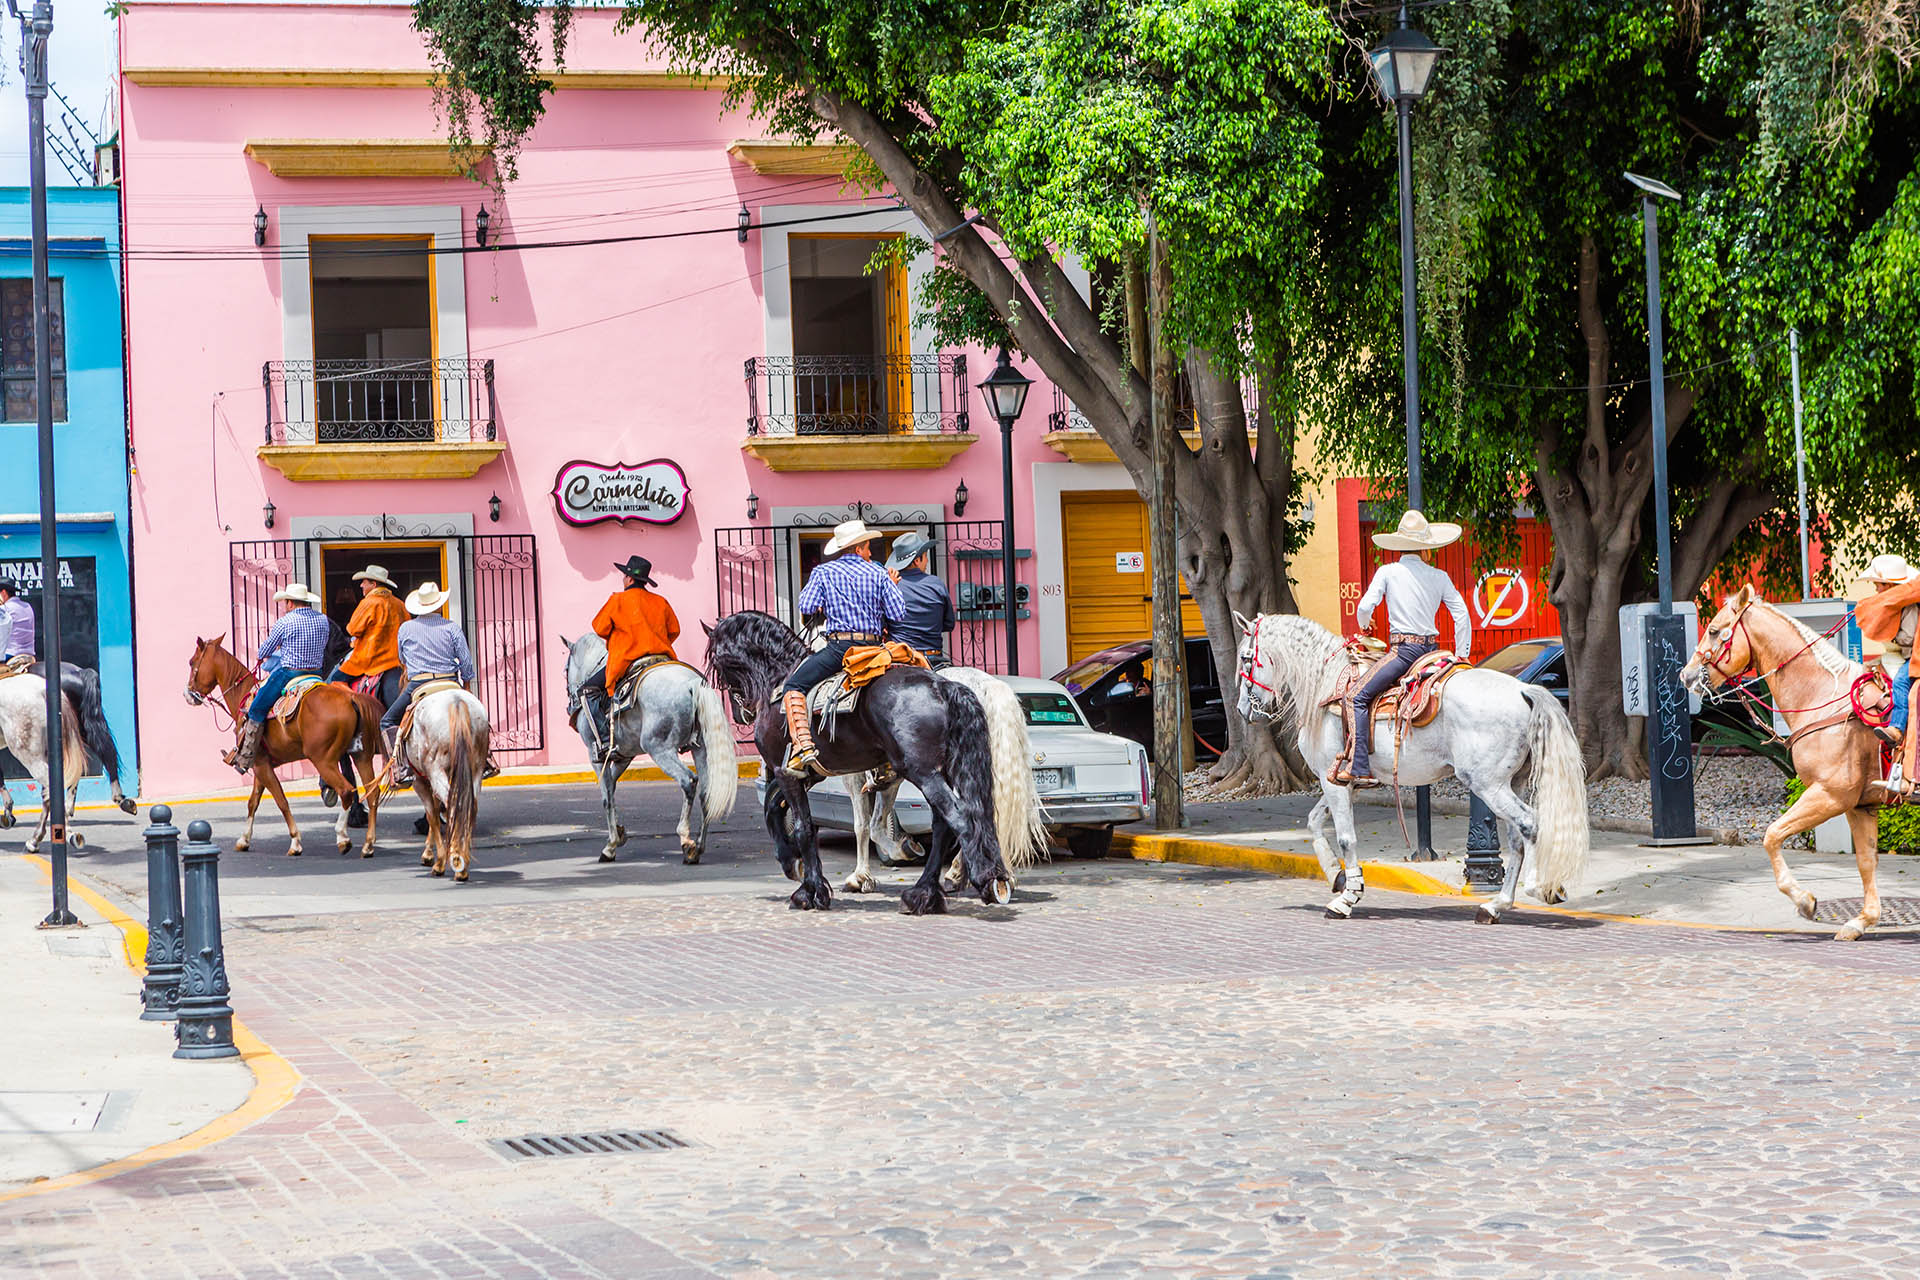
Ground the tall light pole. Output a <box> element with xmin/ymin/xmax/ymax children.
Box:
<box><xmin>12</xmin><ymin>0</ymin><xmax>75</xmax><ymax>927</ymax></box>
<box><xmin>1625</xmin><ymin>170</ymin><xmax>1698</xmax><ymax>843</ymax></box>
<box><xmin>977</xmin><ymin>345</ymin><xmax>1031</xmax><ymax>673</ymax></box>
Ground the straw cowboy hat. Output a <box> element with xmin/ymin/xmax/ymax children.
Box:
<box><xmin>886</xmin><ymin>530</ymin><xmax>935</xmax><ymax>573</ymax></box>
<box><xmin>405</xmin><ymin>581</ymin><xmax>451</xmax><ymax>616</ymax></box>
<box><xmin>823</xmin><ymin>518</ymin><xmax>885</xmax><ymax>557</ymax></box>
<box><xmin>1372</xmin><ymin>510</ymin><xmax>1463</xmax><ymax>553</ymax></box>
<box><xmin>613</xmin><ymin>555</ymin><xmax>657</xmax><ymax>587</ymax></box>
<box><xmin>1858</xmin><ymin>553</ymin><xmax>1916</xmax><ymax>587</ymax></box>
<box><xmin>351</xmin><ymin>564</ymin><xmax>397</xmax><ymax>590</ymax></box>
<box><xmin>272</xmin><ymin>583</ymin><xmax>322</xmax><ymax>607</ymax></box>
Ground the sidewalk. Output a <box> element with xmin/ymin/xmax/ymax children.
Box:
<box><xmin>1118</xmin><ymin>791</ymin><xmax>1920</xmax><ymax>932</ymax></box>
<box><xmin>0</xmin><ymin>855</ymin><xmax>253</xmax><ymax>1193</ymax></box>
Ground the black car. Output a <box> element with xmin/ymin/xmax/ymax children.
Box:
<box><xmin>1476</xmin><ymin>634</ymin><xmax>1766</xmax><ymax>742</ymax></box>
<box><xmin>1053</xmin><ymin>637</ymin><xmax>1229</xmax><ymax>761</ymax></box>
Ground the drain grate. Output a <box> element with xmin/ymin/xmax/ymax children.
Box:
<box><xmin>489</xmin><ymin>1129</ymin><xmax>691</xmax><ymax>1161</ymax></box>
<box><xmin>1812</xmin><ymin>897</ymin><xmax>1920</xmax><ymax>926</ymax></box>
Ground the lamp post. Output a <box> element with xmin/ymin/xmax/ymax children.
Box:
<box><xmin>1625</xmin><ymin>171</ymin><xmax>1699</xmax><ymax>843</ymax></box>
<box><xmin>977</xmin><ymin>346</ymin><xmax>1032</xmax><ymax>673</ymax></box>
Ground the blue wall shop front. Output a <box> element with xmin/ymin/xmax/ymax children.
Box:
<box><xmin>0</xmin><ymin>188</ymin><xmax>137</xmax><ymax>803</ymax></box>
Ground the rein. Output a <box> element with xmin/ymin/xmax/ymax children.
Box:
<box><xmin>1702</xmin><ymin>605</ymin><xmax>1889</xmax><ymax>742</ymax></box>
<box><xmin>186</xmin><ymin>653</ymin><xmax>257</xmax><ymax>735</ymax></box>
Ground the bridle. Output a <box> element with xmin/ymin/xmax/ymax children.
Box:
<box><xmin>184</xmin><ymin>649</ymin><xmax>254</xmax><ymax>732</ymax></box>
<box><xmin>1238</xmin><ymin>616</ymin><xmax>1278</xmax><ymax>722</ymax></box>
<box><xmin>1695</xmin><ymin>596</ymin><xmax>1761</xmax><ymax>685</ymax></box>
<box><xmin>1694</xmin><ymin>597</ymin><xmax>1888</xmax><ymax>732</ymax></box>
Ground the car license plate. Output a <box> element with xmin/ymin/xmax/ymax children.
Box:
<box><xmin>1033</xmin><ymin>768</ymin><xmax>1063</xmax><ymax>791</ymax></box>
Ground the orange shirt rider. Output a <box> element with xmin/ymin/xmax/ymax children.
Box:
<box><xmin>593</xmin><ymin>554</ymin><xmax>680</xmax><ymax>694</ymax></box>
<box><xmin>329</xmin><ymin>564</ymin><xmax>407</xmax><ymax>707</ymax></box>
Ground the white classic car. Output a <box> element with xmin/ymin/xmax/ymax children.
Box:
<box><xmin>754</xmin><ymin>675</ymin><xmax>1150</xmax><ymax>858</ymax></box>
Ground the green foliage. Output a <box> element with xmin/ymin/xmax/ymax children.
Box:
<box><xmin>1785</xmin><ymin>776</ymin><xmax>1920</xmax><ymax>854</ymax></box>
<box><xmin>1695</xmin><ymin>704</ymin><xmax>1793</xmax><ymax>779</ymax></box>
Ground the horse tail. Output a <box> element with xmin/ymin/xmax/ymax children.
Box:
<box><xmin>933</xmin><ymin>678</ymin><xmax>1006</xmax><ymax>879</ymax></box>
<box><xmin>446</xmin><ymin>696</ymin><xmax>481</xmax><ymax>855</ymax></box>
<box><xmin>57</xmin><ymin>690</ymin><xmax>88</xmax><ymax>785</ymax></box>
<box><xmin>938</xmin><ymin>668</ymin><xmax>1047</xmax><ymax>871</ymax></box>
<box><xmin>63</xmin><ymin>666</ymin><xmax>121</xmax><ymax>783</ymax></box>
<box><xmin>1523</xmin><ymin>685</ymin><xmax>1589</xmax><ymax>902</ymax></box>
<box><xmin>692</xmin><ymin>681</ymin><xmax>738</xmax><ymax>825</ymax></box>
<box><xmin>349</xmin><ymin>691</ymin><xmax>386</xmax><ymax>754</ymax></box>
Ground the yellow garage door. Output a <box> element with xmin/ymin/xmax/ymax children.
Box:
<box><xmin>1062</xmin><ymin>491</ymin><xmax>1204</xmax><ymax>662</ymax></box>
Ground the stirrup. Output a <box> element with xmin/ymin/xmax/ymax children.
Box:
<box><xmin>782</xmin><ymin>746</ymin><xmax>822</xmax><ymax>779</ymax></box>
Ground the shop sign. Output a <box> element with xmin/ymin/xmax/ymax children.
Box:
<box><xmin>552</xmin><ymin>459</ymin><xmax>689</xmax><ymax>527</ymax></box>
<box><xmin>1473</xmin><ymin>567</ymin><xmax>1531</xmax><ymax>628</ymax></box>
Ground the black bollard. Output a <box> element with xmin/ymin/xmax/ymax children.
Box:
<box><xmin>140</xmin><ymin>805</ymin><xmax>185</xmax><ymax>1021</ymax></box>
<box><xmin>173</xmin><ymin>819</ymin><xmax>239</xmax><ymax>1060</ymax></box>
<box><xmin>1463</xmin><ymin>793</ymin><xmax>1506</xmax><ymax>887</ymax></box>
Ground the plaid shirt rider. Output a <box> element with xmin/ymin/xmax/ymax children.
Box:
<box><xmin>798</xmin><ymin>553</ymin><xmax>906</xmax><ymax>635</ymax></box>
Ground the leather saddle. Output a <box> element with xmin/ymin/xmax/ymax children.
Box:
<box><xmin>1320</xmin><ymin>641</ymin><xmax>1470</xmax><ymax>770</ymax></box>
<box><xmin>611</xmin><ymin>654</ymin><xmax>697</xmax><ymax>713</ymax></box>
<box><xmin>804</xmin><ymin>643</ymin><xmax>932</xmax><ymax>739</ymax></box>
<box><xmin>270</xmin><ymin>674</ymin><xmax>325</xmax><ymax>726</ymax></box>
<box><xmin>0</xmin><ymin>654</ymin><xmax>31</xmax><ymax>680</ymax></box>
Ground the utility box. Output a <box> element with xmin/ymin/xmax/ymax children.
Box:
<box><xmin>1620</xmin><ymin>602</ymin><xmax>1701</xmax><ymax>716</ymax></box>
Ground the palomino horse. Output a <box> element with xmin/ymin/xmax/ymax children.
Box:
<box><xmin>706</xmin><ymin>610</ymin><xmax>1046</xmax><ymax>913</ymax></box>
<box><xmin>0</xmin><ymin>672</ymin><xmax>90</xmax><ymax>852</ymax></box>
<box><xmin>1681</xmin><ymin>585</ymin><xmax>1892</xmax><ymax>940</ymax></box>
<box><xmin>184</xmin><ymin>635</ymin><xmax>386</xmax><ymax>857</ymax></box>
<box><xmin>396</xmin><ymin>687</ymin><xmax>490</xmax><ymax>881</ymax></box>
<box><xmin>1233</xmin><ymin>612</ymin><xmax>1590</xmax><ymax>921</ymax></box>
<box><xmin>562</xmin><ymin>634</ymin><xmax>738</xmax><ymax>865</ymax></box>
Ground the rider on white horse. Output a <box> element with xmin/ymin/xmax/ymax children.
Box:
<box><xmin>0</xmin><ymin>578</ymin><xmax>35</xmax><ymax>663</ymax></box>
<box><xmin>582</xmin><ymin>554</ymin><xmax>681</xmax><ymax>763</ymax></box>
<box><xmin>1341</xmin><ymin>510</ymin><xmax>1471</xmax><ymax>788</ymax></box>
<box><xmin>381</xmin><ymin>582</ymin><xmax>475</xmax><ymax>785</ymax></box>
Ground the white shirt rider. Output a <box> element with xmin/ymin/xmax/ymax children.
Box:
<box><xmin>1357</xmin><ymin>553</ymin><xmax>1473</xmax><ymax>661</ymax></box>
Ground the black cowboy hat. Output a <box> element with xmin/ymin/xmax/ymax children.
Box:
<box><xmin>615</xmin><ymin>555</ymin><xmax>658</xmax><ymax>586</ymax></box>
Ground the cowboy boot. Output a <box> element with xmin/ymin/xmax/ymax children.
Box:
<box><xmin>782</xmin><ymin>690</ymin><xmax>819</xmax><ymax>777</ymax></box>
<box><xmin>383</xmin><ymin>727</ymin><xmax>411</xmax><ymax>787</ymax></box>
<box><xmin>228</xmin><ymin>720</ymin><xmax>266</xmax><ymax>774</ymax></box>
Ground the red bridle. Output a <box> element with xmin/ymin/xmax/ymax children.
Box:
<box><xmin>1239</xmin><ymin>616</ymin><xmax>1279</xmax><ymax>711</ymax></box>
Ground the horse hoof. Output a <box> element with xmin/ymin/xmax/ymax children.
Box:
<box><xmin>118</xmin><ymin>798</ymin><xmax>137</xmax><ymax>816</ymax></box>
<box><xmin>233</xmin><ymin>837</ymin><xmax>249</xmax><ymax>851</ymax></box>
<box><xmin>682</xmin><ymin>849</ymin><xmax>702</xmax><ymax>866</ymax></box>
<box><xmin>451</xmin><ymin>854</ymin><xmax>469</xmax><ymax>879</ymax></box>
<box><xmin>614</xmin><ymin>825</ymin><xmax>629</xmax><ymax>848</ymax></box>
<box><xmin>432</xmin><ymin>866</ymin><xmax>444</xmax><ymax>878</ymax></box>
<box><xmin>361</xmin><ymin>845</ymin><xmax>375</xmax><ymax>859</ymax></box>
<box><xmin>69</xmin><ymin>833</ymin><xmax>84</xmax><ymax>851</ymax></box>
<box><xmin>421</xmin><ymin>850</ymin><xmax>434</xmax><ymax>867</ymax></box>
<box><xmin>599</xmin><ymin>850</ymin><xmax>617</xmax><ymax>864</ymax></box>
<box><xmin>788</xmin><ymin>883</ymin><xmax>832</xmax><ymax>911</ymax></box>
<box><xmin>842</xmin><ymin>873</ymin><xmax>877</xmax><ymax>894</ymax></box>
<box><xmin>336</xmin><ymin>840</ymin><xmax>351</xmax><ymax>855</ymax></box>
<box><xmin>286</xmin><ymin>849</ymin><xmax>301</xmax><ymax>857</ymax></box>
<box><xmin>320</xmin><ymin>786</ymin><xmax>337</xmax><ymax>808</ymax></box>
<box><xmin>900</xmin><ymin>885</ymin><xmax>946</xmax><ymax>916</ymax></box>
<box><xmin>1539</xmin><ymin>888</ymin><xmax>1565</xmax><ymax>905</ymax></box>
<box><xmin>1835</xmin><ymin>923</ymin><xmax>1864</xmax><ymax>942</ymax></box>
<box><xmin>1474</xmin><ymin>906</ymin><xmax>1500</xmax><ymax>925</ymax></box>
<box><xmin>986</xmin><ymin>878</ymin><xmax>1011</xmax><ymax>905</ymax></box>
<box><xmin>1331</xmin><ymin>869</ymin><xmax>1347</xmax><ymax>894</ymax></box>
<box><xmin>1797</xmin><ymin>894</ymin><xmax>1819</xmax><ymax>921</ymax></box>
<box><xmin>1324</xmin><ymin>901</ymin><xmax>1353</xmax><ymax>920</ymax></box>
<box><xmin>455</xmin><ymin>869</ymin><xmax>469</xmax><ymax>883</ymax></box>
<box><xmin>0</xmin><ymin>812</ymin><xmax>15</xmax><ymax>830</ymax></box>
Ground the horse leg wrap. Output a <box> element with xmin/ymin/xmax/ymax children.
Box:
<box><xmin>781</xmin><ymin>691</ymin><xmax>818</xmax><ymax>776</ymax></box>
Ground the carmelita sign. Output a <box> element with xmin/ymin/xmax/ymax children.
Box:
<box><xmin>552</xmin><ymin>459</ymin><xmax>689</xmax><ymax>527</ymax></box>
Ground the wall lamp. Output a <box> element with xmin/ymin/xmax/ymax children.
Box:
<box><xmin>953</xmin><ymin>478</ymin><xmax>969</xmax><ymax>517</ymax></box>
<box><xmin>737</xmin><ymin>204</ymin><xmax>751</xmax><ymax>244</ymax></box>
<box><xmin>475</xmin><ymin>205</ymin><xmax>490</xmax><ymax>248</ymax></box>
<box><xmin>262</xmin><ymin>498</ymin><xmax>276</xmax><ymax>529</ymax></box>
<box><xmin>488</xmin><ymin>491</ymin><xmax>501</xmax><ymax>523</ymax></box>
<box><xmin>746</xmin><ymin>489</ymin><xmax>759</xmax><ymax>521</ymax></box>
<box><xmin>253</xmin><ymin>205</ymin><xmax>267</xmax><ymax>248</ymax></box>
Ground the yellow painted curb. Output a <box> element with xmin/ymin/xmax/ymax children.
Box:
<box><xmin>129</xmin><ymin>758</ymin><xmax>765</xmax><ymax>811</ymax></box>
<box><xmin>3</xmin><ymin>857</ymin><xmax>302</xmax><ymax>1206</ymax></box>
<box><xmin>1115</xmin><ymin>830</ymin><xmax>1472</xmax><ymax>898</ymax></box>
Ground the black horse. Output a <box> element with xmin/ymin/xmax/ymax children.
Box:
<box><xmin>705</xmin><ymin>610</ymin><xmax>1010</xmax><ymax>914</ymax></box>
<box><xmin>27</xmin><ymin>661</ymin><xmax>136</xmax><ymax>814</ymax></box>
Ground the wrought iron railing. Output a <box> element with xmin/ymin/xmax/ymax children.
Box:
<box><xmin>1048</xmin><ymin>385</ymin><xmax>1092</xmax><ymax>433</ymax></box>
<box><xmin>263</xmin><ymin>358</ymin><xmax>496</xmax><ymax>445</ymax></box>
<box><xmin>744</xmin><ymin>354</ymin><xmax>969</xmax><ymax>436</ymax></box>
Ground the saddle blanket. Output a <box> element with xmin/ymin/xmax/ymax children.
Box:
<box><xmin>804</xmin><ymin>643</ymin><xmax>933</xmax><ymax>725</ymax></box>
<box><xmin>0</xmin><ymin>654</ymin><xmax>32</xmax><ymax>680</ymax></box>
<box><xmin>411</xmin><ymin>679</ymin><xmax>465</xmax><ymax>704</ymax></box>
<box><xmin>611</xmin><ymin>655</ymin><xmax>699</xmax><ymax>713</ymax></box>
<box><xmin>270</xmin><ymin>675</ymin><xmax>325</xmax><ymax>725</ymax></box>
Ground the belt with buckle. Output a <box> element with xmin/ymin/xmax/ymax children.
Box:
<box><xmin>828</xmin><ymin>632</ymin><xmax>880</xmax><ymax>642</ymax></box>
<box><xmin>1388</xmin><ymin>632</ymin><xmax>1437</xmax><ymax>646</ymax></box>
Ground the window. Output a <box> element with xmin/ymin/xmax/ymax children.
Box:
<box><xmin>1020</xmin><ymin>691</ymin><xmax>1086</xmax><ymax>727</ymax></box>
<box><xmin>789</xmin><ymin>233</ymin><xmax>909</xmax><ymax>433</ymax></box>
<box><xmin>2</xmin><ymin>278</ymin><xmax>67</xmax><ymax>423</ymax></box>
<box><xmin>309</xmin><ymin>237</ymin><xmax>434</xmax><ymax>442</ymax></box>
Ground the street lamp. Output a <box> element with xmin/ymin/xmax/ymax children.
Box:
<box><xmin>1625</xmin><ymin>170</ymin><xmax>1699</xmax><ymax>843</ymax></box>
<box><xmin>977</xmin><ymin>345</ymin><xmax>1031</xmax><ymax>672</ymax></box>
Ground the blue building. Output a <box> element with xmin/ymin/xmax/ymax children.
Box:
<box><xmin>0</xmin><ymin>186</ymin><xmax>136</xmax><ymax>803</ymax></box>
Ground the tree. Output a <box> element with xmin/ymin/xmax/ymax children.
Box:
<box><xmin>1320</xmin><ymin>0</ymin><xmax>1920</xmax><ymax>778</ymax></box>
<box><xmin>412</xmin><ymin>0</ymin><xmax>1384</xmax><ymax>790</ymax></box>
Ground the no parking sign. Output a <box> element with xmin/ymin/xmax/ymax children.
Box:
<box><xmin>1472</xmin><ymin>568</ymin><xmax>1531</xmax><ymax>629</ymax></box>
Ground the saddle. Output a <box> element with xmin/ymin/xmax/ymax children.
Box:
<box><xmin>270</xmin><ymin>674</ymin><xmax>325</xmax><ymax>726</ymax></box>
<box><xmin>0</xmin><ymin>654</ymin><xmax>31</xmax><ymax>680</ymax></box>
<box><xmin>803</xmin><ymin>643</ymin><xmax>932</xmax><ymax>740</ymax></box>
<box><xmin>611</xmin><ymin>655</ymin><xmax>698</xmax><ymax>713</ymax></box>
<box><xmin>1320</xmin><ymin>641</ymin><xmax>1470</xmax><ymax>773</ymax></box>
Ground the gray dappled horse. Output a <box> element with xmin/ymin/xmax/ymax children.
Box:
<box><xmin>30</xmin><ymin>662</ymin><xmax>135</xmax><ymax>814</ymax></box>
<box><xmin>0</xmin><ymin>672</ymin><xmax>91</xmax><ymax>853</ymax></box>
<box><xmin>563</xmin><ymin>633</ymin><xmax>737</xmax><ymax>864</ymax></box>
<box><xmin>1233</xmin><ymin>611</ymin><xmax>1590</xmax><ymax>922</ymax></box>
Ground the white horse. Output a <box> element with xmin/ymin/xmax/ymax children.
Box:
<box><xmin>838</xmin><ymin>666</ymin><xmax>1048</xmax><ymax>894</ymax></box>
<box><xmin>1232</xmin><ymin>612</ymin><xmax>1589</xmax><ymax>922</ymax></box>
<box><xmin>563</xmin><ymin>635</ymin><xmax>738</xmax><ymax>864</ymax></box>
<box><xmin>399</xmin><ymin>688</ymin><xmax>490</xmax><ymax>882</ymax></box>
<box><xmin>0</xmin><ymin>674</ymin><xmax>90</xmax><ymax>853</ymax></box>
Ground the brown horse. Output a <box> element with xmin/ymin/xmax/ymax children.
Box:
<box><xmin>184</xmin><ymin>635</ymin><xmax>386</xmax><ymax>857</ymax></box>
<box><xmin>1681</xmin><ymin>586</ymin><xmax>1894</xmax><ymax>940</ymax></box>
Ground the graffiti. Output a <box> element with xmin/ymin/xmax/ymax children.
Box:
<box><xmin>1654</xmin><ymin>631</ymin><xmax>1693</xmax><ymax>782</ymax></box>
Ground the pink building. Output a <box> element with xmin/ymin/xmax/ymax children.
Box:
<box><xmin>119</xmin><ymin>1</ymin><xmax>1176</xmax><ymax>796</ymax></box>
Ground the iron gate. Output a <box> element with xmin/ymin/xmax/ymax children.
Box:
<box><xmin>713</xmin><ymin>518</ymin><xmax>1019</xmax><ymax>674</ymax></box>
<box><xmin>227</xmin><ymin>534</ymin><xmax>545</xmax><ymax>755</ymax></box>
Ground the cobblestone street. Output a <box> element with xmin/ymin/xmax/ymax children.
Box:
<box><xmin>11</xmin><ymin>782</ymin><xmax>1920</xmax><ymax>1277</ymax></box>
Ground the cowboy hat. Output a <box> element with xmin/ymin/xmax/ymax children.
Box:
<box><xmin>1372</xmin><ymin>510</ymin><xmax>1463</xmax><ymax>553</ymax></box>
<box><xmin>272</xmin><ymin>583</ymin><xmax>322</xmax><ymax>607</ymax></box>
<box><xmin>885</xmin><ymin>530</ymin><xmax>935</xmax><ymax>573</ymax></box>
<box><xmin>823</xmin><ymin>518</ymin><xmax>884</xmax><ymax>557</ymax></box>
<box><xmin>613</xmin><ymin>555</ymin><xmax>657</xmax><ymax>587</ymax></box>
<box><xmin>1859</xmin><ymin>553</ymin><xmax>1916</xmax><ymax>586</ymax></box>
<box><xmin>406</xmin><ymin>581</ymin><xmax>451</xmax><ymax>616</ymax></box>
<box><xmin>351</xmin><ymin>564</ymin><xmax>397</xmax><ymax>590</ymax></box>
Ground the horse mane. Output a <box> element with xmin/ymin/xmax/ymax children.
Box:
<box><xmin>705</xmin><ymin>610</ymin><xmax>806</xmax><ymax>705</ymax></box>
<box><xmin>1751</xmin><ymin>599</ymin><xmax>1858</xmax><ymax>687</ymax></box>
<box><xmin>1248</xmin><ymin>613</ymin><xmax>1345</xmax><ymax>732</ymax></box>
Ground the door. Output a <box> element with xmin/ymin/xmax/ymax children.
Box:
<box><xmin>1061</xmin><ymin>491</ymin><xmax>1203</xmax><ymax>663</ymax></box>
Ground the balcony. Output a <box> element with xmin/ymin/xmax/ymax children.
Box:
<box><xmin>258</xmin><ymin>358</ymin><xmax>505</xmax><ymax>481</ymax></box>
<box><xmin>1043</xmin><ymin>385</ymin><xmax>1249</xmax><ymax>463</ymax></box>
<box><xmin>741</xmin><ymin>354</ymin><xmax>976</xmax><ymax>471</ymax></box>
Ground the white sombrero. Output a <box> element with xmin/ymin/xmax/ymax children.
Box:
<box><xmin>272</xmin><ymin>583</ymin><xmax>322</xmax><ymax>607</ymax></box>
<box><xmin>352</xmin><ymin>564</ymin><xmax>397</xmax><ymax>590</ymax></box>
<box><xmin>1858</xmin><ymin>553</ymin><xmax>1916</xmax><ymax>587</ymax></box>
<box><xmin>823</xmin><ymin>518</ymin><xmax>885</xmax><ymax>557</ymax></box>
<box><xmin>1372</xmin><ymin>510</ymin><xmax>1462</xmax><ymax>553</ymax></box>
<box><xmin>405</xmin><ymin>581</ymin><xmax>451</xmax><ymax>615</ymax></box>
